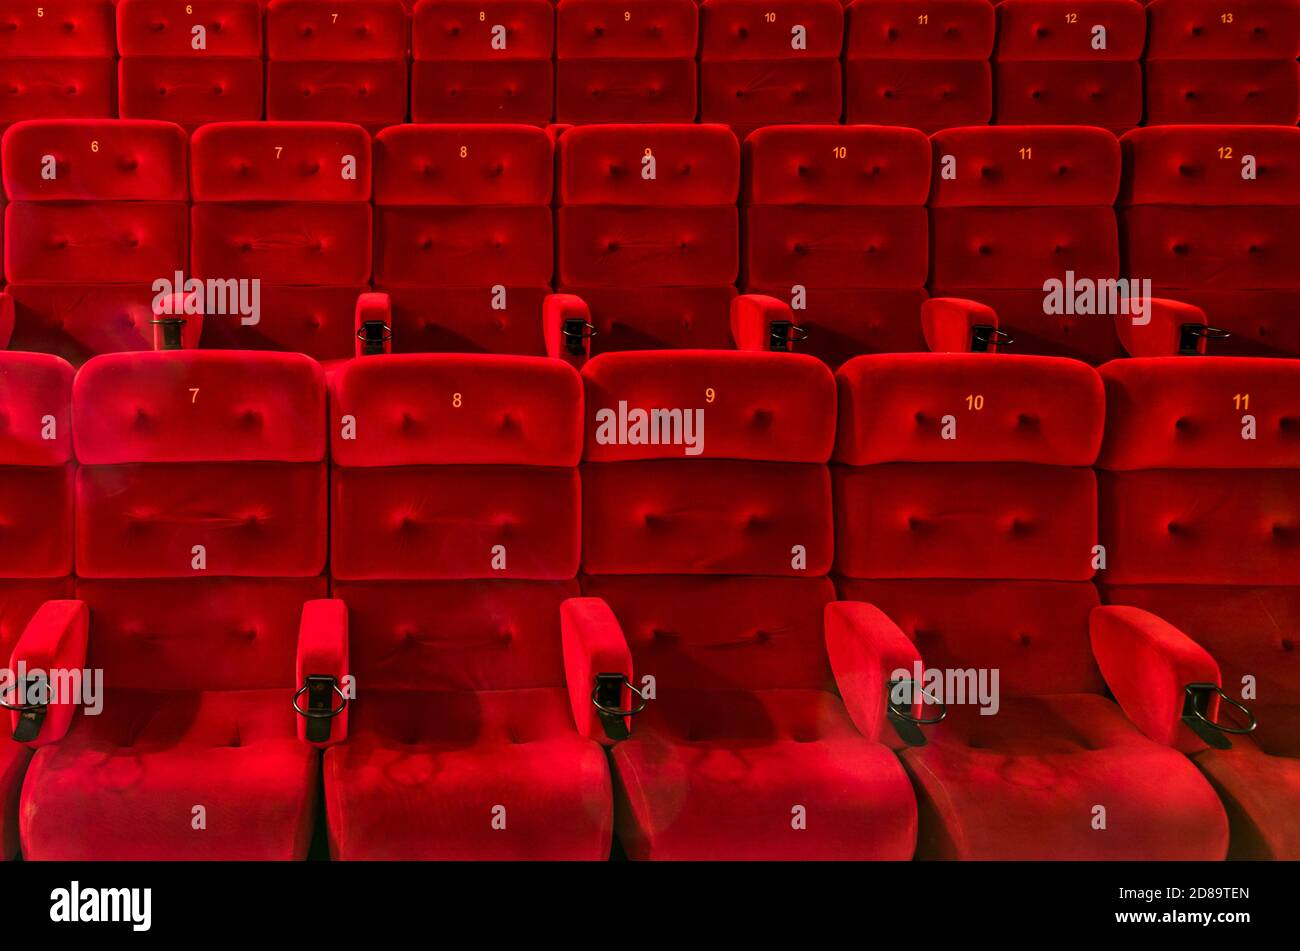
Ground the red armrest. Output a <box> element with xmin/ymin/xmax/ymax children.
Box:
<box><xmin>1090</xmin><ymin>605</ymin><xmax>1221</xmax><ymax>752</ymax></box>
<box><xmin>730</xmin><ymin>294</ymin><xmax>797</xmax><ymax>352</ymax></box>
<box><xmin>296</xmin><ymin>599</ymin><xmax>349</xmax><ymax>747</ymax></box>
<box><xmin>354</xmin><ymin>291</ymin><xmax>393</xmax><ymax>357</ymax></box>
<box><xmin>921</xmin><ymin>297</ymin><xmax>1001</xmax><ymax>353</ymax></box>
<box><xmin>0</xmin><ymin>291</ymin><xmax>13</xmax><ymax>349</ymax></box>
<box><xmin>6</xmin><ymin>600</ymin><xmax>88</xmax><ymax>747</ymax></box>
<box><xmin>825</xmin><ymin>601</ymin><xmax>923</xmax><ymax>747</ymax></box>
<box><xmin>544</xmin><ymin>293</ymin><xmax>593</xmax><ymax>369</ymax></box>
<box><xmin>561</xmin><ymin>597</ymin><xmax>634</xmax><ymax>746</ymax></box>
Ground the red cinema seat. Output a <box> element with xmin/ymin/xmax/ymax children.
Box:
<box><xmin>0</xmin><ymin>353</ymin><xmax>74</xmax><ymax>859</ymax></box>
<box><xmin>373</xmin><ymin>124</ymin><xmax>553</xmax><ymax>355</ymax></box>
<box><xmin>321</xmin><ymin>353</ymin><xmax>612</xmax><ymax>859</ymax></box>
<box><xmin>1094</xmin><ymin>351</ymin><xmax>1300</xmax><ymax>859</ymax></box>
<box><xmin>699</xmin><ymin>0</ymin><xmax>844</xmax><ymax>137</ymax></box>
<box><xmin>844</xmin><ymin>0</ymin><xmax>995</xmax><ymax>131</ymax></box>
<box><xmin>117</xmin><ymin>0</ymin><xmax>263</xmax><ymax>127</ymax></box>
<box><xmin>0</xmin><ymin>0</ymin><xmax>116</xmax><ymax>129</ymax></box>
<box><xmin>832</xmin><ymin>352</ymin><xmax>1229</xmax><ymax>859</ymax></box>
<box><xmin>266</xmin><ymin>0</ymin><xmax>410</xmax><ymax>130</ymax></box>
<box><xmin>742</xmin><ymin>124</ymin><xmax>931</xmax><ymax>365</ymax></box>
<box><xmin>1119</xmin><ymin>125</ymin><xmax>1300</xmax><ymax>358</ymax></box>
<box><xmin>993</xmin><ymin>0</ymin><xmax>1146</xmax><ymax>132</ymax></box>
<box><xmin>928</xmin><ymin>125</ymin><xmax>1126</xmax><ymax>363</ymax></box>
<box><xmin>1144</xmin><ymin>0</ymin><xmax>1300</xmax><ymax>126</ymax></box>
<box><xmin>555</xmin><ymin>0</ymin><xmax>698</xmax><ymax>124</ymax></box>
<box><xmin>2</xmin><ymin>119</ymin><xmax>192</xmax><ymax>362</ymax></box>
<box><xmin>556</xmin><ymin>124</ymin><xmax>740</xmax><ymax>353</ymax></box>
<box><xmin>576</xmin><ymin>350</ymin><xmax>918</xmax><ymax>860</ymax></box>
<box><xmin>12</xmin><ymin>351</ymin><xmax>327</xmax><ymax>859</ymax></box>
<box><xmin>190</xmin><ymin>121</ymin><xmax>373</xmax><ymax>361</ymax></box>
<box><xmin>412</xmin><ymin>0</ymin><xmax>555</xmax><ymax>124</ymax></box>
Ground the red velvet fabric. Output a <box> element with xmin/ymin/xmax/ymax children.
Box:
<box><xmin>325</xmin><ymin>352</ymin><xmax>606</xmax><ymax>859</ymax></box>
<box><xmin>580</xmin><ymin>348</ymin><xmax>914</xmax><ymax>858</ymax></box>
<box><xmin>1089</xmin><ymin>605</ymin><xmax>1222</xmax><ymax>752</ymax></box>
<box><xmin>189</xmin><ymin>122</ymin><xmax>372</xmax><ymax>358</ymax></box>
<box><xmin>7</xmin><ymin>600</ymin><xmax>88</xmax><ymax>748</ymax></box>
<box><xmin>0</xmin><ymin>0</ymin><xmax>115</xmax><ymax>127</ymax></box>
<box><xmin>1096</xmin><ymin>352</ymin><xmax>1299</xmax><ymax>858</ymax></box>
<box><xmin>561</xmin><ymin>596</ymin><xmax>633</xmax><ymax>743</ymax></box>
<box><xmin>900</xmin><ymin>694</ymin><xmax>1228</xmax><ymax>860</ymax></box>
<box><xmin>1119</xmin><ymin>126</ymin><xmax>1300</xmax><ymax>356</ymax></box>
<box><xmin>1195</xmin><ymin>741</ymin><xmax>1300</xmax><ymax>859</ymax></box>
<box><xmin>72</xmin><ymin>350</ymin><xmax>326</xmax><ymax>464</ymax></box>
<box><xmin>834</xmin><ymin>352</ymin><xmax>1105</xmax><ymax>466</ymax></box>
<box><xmin>1099</xmin><ymin>357</ymin><xmax>1300</xmax><ymax>471</ymax></box>
<box><xmin>824</xmin><ymin>600</ymin><xmax>922</xmax><ymax>745</ymax></box>
<box><xmin>1144</xmin><ymin>0</ymin><xmax>1300</xmax><ymax>126</ymax></box>
<box><xmin>411</xmin><ymin>0</ymin><xmax>555</xmax><ymax>124</ymax></box>
<box><xmin>0</xmin><ymin>352</ymin><xmax>76</xmax><ymax>851</ymax></box>
<box><xmin>296</xmin><ymin>599</ymin><xmax>349</xmax><ymax>747</ymax></box>
<box><xmin>373</xmin><ymin>125</ymin><xmax>553</xmax><ymax>352</ymax></box>
<box><xmin>741</xmin><ymin>125</ymin><xmax>929</xmax><ymax>363</ymax></box>
<box><xmin>611</xmin><ymin>686</ymin><xmax>917</xmax><ymax>859</ymax></box>
<box><xmin>266</xmin><ymin>0</ymin><xmax>409</xmax><ymax>128</ymax></box>
<box><xmin>992</xmin><ymin>1</ymin><xmax>1146</xmax><ymax>131</ymax></box>
<box><xmin>584</xmin><ymin>459</ymin><xmax>833</xmax><ymax>575</ymax></box>
<box><xmin>555</xmin><ymin>284</ymin><xmax>739</xmax><ymax>353</ymax></box>
<box><xmin>324</xmin><ymin>687</ymin><xmax>612</xmax><ymax>859</ymax></box>
<box><xmin>116</xmin><ymin>0</ymin><xmax>264</xmax><ymax>125</ymax></box>
<box><xmin>2</xmin><ymin>119</ymin><xmax>190</xmax><ymax>357</ymax></box>
<box><xmin>21</xmin><ymin>687</ymin><xmax>318</xmax><ymax>860</ymax></box>
<box><xmin>835</xmin><ymin>462</ymin><xmax>1098</xmax><ymax>581</ymax></box>
<box><xmin>583</xmin><ymin>349</ymin><xmax>836</xmax><ymax>461</ymax></box>
<box><xmin>698</xmin><ymin>0</ymin><xmax>844</xmax><ymax>136</ymax></box>
<box><xmin>557</xmin><ymin>125</ymin><xmax>740</xmax><ymax>349</ymax></box>
<box><xmin>833</xmin><ymin>351</ymin><xmax>1229</xmax><ymax>859</ymax></box>
<box><xmin>554</xmin><ymin>0</ymin><xmax>698</xmax><ymax>124</ymax></box>
<box><xmin>843</xmin><ymin>0</ymin><xmax>994</xmax><ymax>131</ymax></box>
<box><xmin>928</xmin><ymin>126</ymin><xmax>1122</xmax><ymax>361</ymax></box>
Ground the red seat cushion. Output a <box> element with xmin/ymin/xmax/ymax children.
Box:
<box><xmin>611</xmin><ymin>688</ymin><xmax>917</xmax><ymax>860</ymax></box>
<box><xmin>20</xmin><ymin>688</ymin><xmax>317</xmax><ymax>860</ymax></box>
<box><xmin>1195</xmin><ymin>740</ymin><xmax>1300</xmax><ymax>860</ymax></box>
<box><xmin>324</xmin><ymin>687</ymin><xmax>612</xmax><ymax>860</ymax></box>
<box><xmin>901</xmin><ymin>694</ymin><xmax>1229</xmax><ymax>860</ymax></box>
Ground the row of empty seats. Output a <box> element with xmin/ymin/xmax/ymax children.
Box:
<box><xmin>2</xmin><ymin>118</ymin><xmax>1297</xmax><ymax>366</ymax></box>
<box><xmin>2</xmin><ymin>0</ymin><xmax>1298</xmax><ymax>134</ymax></box>
<box><xmin>1</xmin><ymin>315</ymin><xmax>1295</xmax><ymax>859</ymax></box>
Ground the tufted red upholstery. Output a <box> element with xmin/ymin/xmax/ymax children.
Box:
<box><xmin>699</xmin><ymin>0</ymin><xmax>844</xmax><ymax>138</ymax></box>
<box><xmin>116</xmin><ymin>0</ymin><xmax>263</xmax><ymax>127</ymax></box>
<box><xmin>579</xmin><ymin>350</ymin><xmax>918</xmax><ymax>859</ymax></box>
<box><xmin>834</xmin><ymin>351</ymin><xmax>1229</xmax><ymax>859</ymax></box>
<box><xmin>742</xmin><ymin>124</ymin><xmax>930</xmax><ymax>365</ymax></box>
<box><xmin>15</xmin><ymin>350</ymin><xmax>326</xmax><ymax>859</ymax></box>
<box><xmin>557</xmin><ymin>123</ymin><xmax>740</xmax><ymax>352</ymax></box>
<box><xmin>1119</xmin><ymin>125</ymin><xmax>1300</xmax><ymax>358</ymax></box>
<box><xmin>412</xmin><ymin>0</ymin><xmax>555</xmax><ymax>124</ymax></box>
<box><xmin>993</xmin><ymin>0</ymin><xmax>1146</xmax><ymax>133</ymax></box>
<box><xmin>1144</xmin><ymin>0</ymin><xmax>1300</xmax><ymax>126</ymax></box>
<box><xmin>2</xmin><ymin>119</ymin><xmax>190</xmax><ymax>362</ymax></box>
<box><xmin>555</xmin><ymin>0</ymin><xmax>698</xmax><ymax>124</ymax></box>
<box><xmin>1096</xmin><ymin>356</ymin><xmax>1300</xmax><ymax>858</ymax></box>
<box><xmin>267</xmin><ymin>0</ymin><xmax>409</xmax><ymax>130</ymax></box>
<box><xmin>0</xmin><ymin>0</ymin><xmax>115</xmax><ymax>129</ymax></box>
<box><xmin>374</xmin><ymin>124</ymin><xmax>553</xmax><ymax>354</ymax></box>
<box><xmin>323</xmin><ymin>353</ymin><xmax>610</xmax><ymax>859</ymax></box>
<box><xmin>928</xmin><ymin>125</ymin><xmax>1126</xmax><ymax>362</ymax></box>
<box><xmin>190</xmin><ymin>121</ymin><xmax>372</xmax><ymax>360</ymax></box>
<box><xmin>0</xmin><ymin>353</ymin><xmax>75</xmax><ymax>859</ymax></box>
<box><xmin>844</xmin><ymin>0</ymin><xmax>995</xmax><ymax>131</ymax></box>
